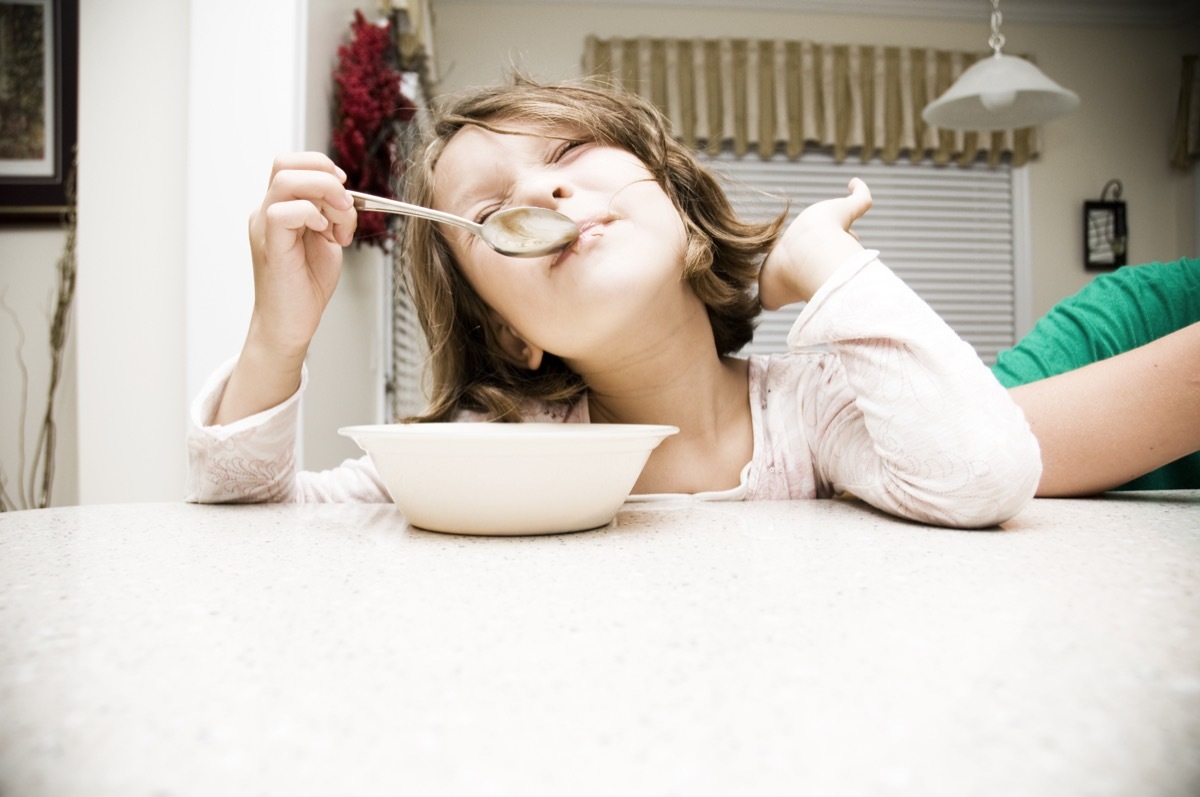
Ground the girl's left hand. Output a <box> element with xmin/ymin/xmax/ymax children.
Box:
<box><xmin>758</xmin><ymin>178</ymin><xmax>873</xmax><ymax>310</ymax></box>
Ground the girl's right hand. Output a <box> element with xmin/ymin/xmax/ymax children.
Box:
<box><xmin>245</xmin><ymin>152</ymin><xmax>357</xmax><ymax>359</ymax></box>
<box><xmin>212</xmin><ymin>154</ymin><xmax>356</xmax><ymax>426</ymax></box>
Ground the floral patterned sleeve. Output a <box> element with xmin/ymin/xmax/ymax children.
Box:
<box><xmin>786</xmin><ymin>251</ymin><xmax>1042</xmax><ymax>527</ymax></box>
<box><xmin>185</xmin><ymin>358</ymin><xmax>390</xmax><ymax>503</ymax></box>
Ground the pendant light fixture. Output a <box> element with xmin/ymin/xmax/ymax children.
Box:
<box><xmin>922</xmin><ymin>0</ymin><xmax>1079</xmax><ymax>131</ymax></box>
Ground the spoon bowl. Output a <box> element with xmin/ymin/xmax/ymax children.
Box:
<box><xmin>349</xmin><ymin>190</ymin><xmax>579</xmax><ymax>257</ymax></box>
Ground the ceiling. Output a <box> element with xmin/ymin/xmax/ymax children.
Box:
<box><xmin>433</xmin><ymin>0</ymin><xmax>1197</xmax><ymax>29</ymax></box>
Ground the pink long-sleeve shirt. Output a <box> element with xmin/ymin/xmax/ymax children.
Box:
<box><xmin>187</xmin><ymin>252</ymin><xmax>1042</xmax><ymax>527</ymax></box>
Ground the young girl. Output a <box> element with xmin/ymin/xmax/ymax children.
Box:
<box><xmin>187</xmin><ymin>79</ymin><xmax>1042</xmax><ymax>528</ymax></box>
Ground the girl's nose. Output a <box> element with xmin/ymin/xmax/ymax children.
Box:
<box><xmin>512</xmin><ymin>172</ymin><xmax>572</xmax><ymax>210</ymax></box>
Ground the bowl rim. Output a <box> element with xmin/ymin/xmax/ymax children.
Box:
<box><xmin>338</xmin><ymin>422</ymin><xmax>681</xmax><ymax>441</ymax></box>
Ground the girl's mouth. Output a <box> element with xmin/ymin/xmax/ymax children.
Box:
<box><xmin>552</xmin><ymin>218</ymin><xmax>608</xmax><ymax>266</ymax></box>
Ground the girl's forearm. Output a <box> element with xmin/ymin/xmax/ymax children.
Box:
<box><xmin>212</xmin><ymin>322</ymin><xmax>309</xmax><ymax>426</ymax></box>
<box><xmin>1009</xmin><ymin>322</ymin><xmax>1200</xmax><ymax>496</ymax></box>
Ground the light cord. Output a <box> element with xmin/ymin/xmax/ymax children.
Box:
<box><xmin>988</xmin><ymin>0</ymin><xmax>1006</xmax><ymax>55</ymax></box>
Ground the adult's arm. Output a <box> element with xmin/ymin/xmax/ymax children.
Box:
<box><xmin>1008</xmin><ymin>322</ymin><xmax>1200</xmax><ymax>496</ymax></box>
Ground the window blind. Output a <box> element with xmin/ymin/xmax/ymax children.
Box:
<box><xmin>703</xmin><ymin>151</ymin><xmax>1022</xmax><ymax>363</ymax></box>
<box><xmin>583</xmin><ymin>35</ymin><xmax>1039</xmax><ymax>167</ymax></box>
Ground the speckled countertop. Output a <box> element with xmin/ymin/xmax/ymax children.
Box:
<box><xmin>1</xmin><ymin>494</ymin><xmax>1198</xmax><ymax>797</ymax></box>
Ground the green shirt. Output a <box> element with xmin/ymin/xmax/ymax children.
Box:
<box><xmin>991</xmin><ymin>258</ymin><xmax>1200</xmax><ymax>491</ymax></box>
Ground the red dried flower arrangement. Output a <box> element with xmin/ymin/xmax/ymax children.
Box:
<box><xmin>331</xmin><ymin>10</ymin><xmax>415</xmax><ymax>247</ymax></box>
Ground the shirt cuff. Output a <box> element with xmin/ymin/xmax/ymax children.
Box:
<box><xmin>188</xmin><ymin>355</ymin><xmax>308</xmax><ymax>441</ymax></box>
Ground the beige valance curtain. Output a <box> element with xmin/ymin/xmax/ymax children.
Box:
<box><xmin>1171</xmin><ymin>54</ymin><xmax>1199</xmax><ymax>170</ymax></box>
<box><xmin>582</xmin><ymin>35</ymin><xmax>1039</xmax><ymax>167</ymax></box>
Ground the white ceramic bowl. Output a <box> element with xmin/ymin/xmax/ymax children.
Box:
<box><xmin>338</xmin><ymin>423</ymin><xmax>679</xmax><ymax>535</ymax></box>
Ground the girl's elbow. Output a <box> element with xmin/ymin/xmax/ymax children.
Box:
<box><xmin>901</xmin><ymin>436</ymin><xmax>1042</xmax><ymax>528</ymax></box>
<box><xmin>952</xmin><ymin>438</ymin><xmax>1042</xmax><ymax>527</ymax></box>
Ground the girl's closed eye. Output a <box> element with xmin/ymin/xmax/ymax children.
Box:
<box><xmin>474</xmin><ymin>189</ymin><xmax>514</xmax><ymax>224</ymax></box>
<box><xmin>551</xmin><ymin>139</ymin><xmax>588</xmax><ymax>163</ymax></box>
<box><xmin>475</xmin><ymin>204</ymin><xmax>502</xmax><ymax>224</ymax></box>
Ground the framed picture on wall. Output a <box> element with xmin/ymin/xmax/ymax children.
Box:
<box><xmin>1083</xmin><ymin>199</ymin><xmax>1128</xmax><ymax>271</ymax></box>
<box><xmin>0</xmin><ymin>0</ymin><xmax>78</xmax><ymax>223</ymax></box>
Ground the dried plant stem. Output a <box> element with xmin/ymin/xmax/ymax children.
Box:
<box><xmin>0</xmin><ymin>155</ymin><xmax>77</xmax><ymax>512</ymax></box>
<box><xmin>30</xmin><ymin>193</ymin><xmax>77</xmax><ymax>508</ymax></box>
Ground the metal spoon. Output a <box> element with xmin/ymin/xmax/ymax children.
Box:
<box><xmin>348</xmin><ymin>190</ymin><xmax>579</xmax><ymax>258</ymax></box>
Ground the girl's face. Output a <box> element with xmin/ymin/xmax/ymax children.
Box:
<box><xmin>431</xmin><ymin>120</ymin><xmax>693</xmax><ymax>366</ymax></box>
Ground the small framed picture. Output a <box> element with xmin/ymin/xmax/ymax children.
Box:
<box><xmin>0</xmin><ymin>0</ymin><xmax>78</xmax><ymax>223</ymax></box>
<box><xmin>1083</xmin><ymin>199</ymin><xmax>1127</xmax><ymax>271</ymax></box>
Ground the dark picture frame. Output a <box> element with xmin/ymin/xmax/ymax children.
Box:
<box><xmin>1083</xmin><ymin>199</ymin><xmax>1128</xmax><ymax>271</ymax></box>
<box><xmin>0</xmin><ymin>0</ymin><xmax>78</xmax><ymax>223</ymax></box>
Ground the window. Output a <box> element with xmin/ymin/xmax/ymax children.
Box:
<box><xmin>702</xmin><ymin>150</ymin><xmax>1028</xmax><ymax>364</ymax></box>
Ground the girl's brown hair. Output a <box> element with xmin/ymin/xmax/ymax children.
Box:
<box><xmin>400</xmin><ymin>76</ymin><xmax>786</xmax><ymax>422</ymax></box>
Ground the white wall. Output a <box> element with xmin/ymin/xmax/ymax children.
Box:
<box><xmin>74</xmin><ymin>0</ymin><xmax>190</xmax><ymax>504</ymax></box>
<box><xmin>70</xmin><ymin>0</ymin><xmax>383</xmax><ymax>505</ymax></box>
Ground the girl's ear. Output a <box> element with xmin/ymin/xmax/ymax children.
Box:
<box><xmin>488</xmin><ymin>311</ymin><xmax>544</xmax><ymax>371</ymax></box>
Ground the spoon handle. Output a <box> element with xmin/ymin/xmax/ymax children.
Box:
<box><xmin>348</xmin><ymin>190</ymin><xmax>482</xmax><ymax>235</ymax></box>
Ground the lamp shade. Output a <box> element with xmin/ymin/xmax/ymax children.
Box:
<box><xmin>922</xmin><ymin>53</ymin><xmax>1080</xmax><ymax>131</ymax></box>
